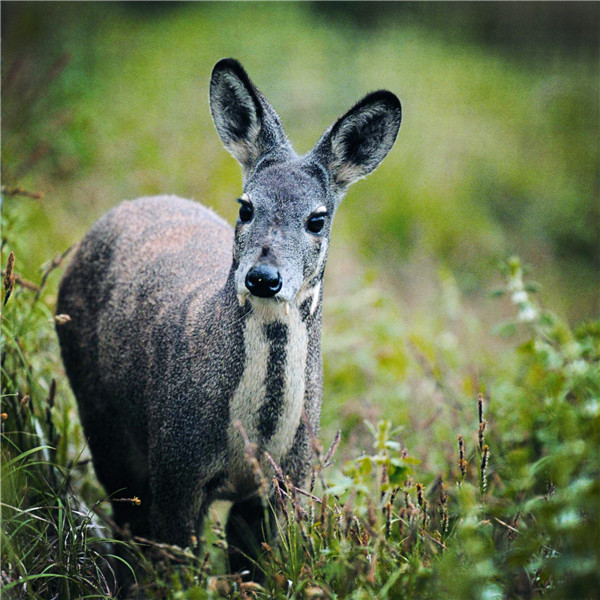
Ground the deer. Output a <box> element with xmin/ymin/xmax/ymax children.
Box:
<box><xmin>56</xmin><ymin>58</ymin><xmax>401</xmax><ymax>578</ymax></box>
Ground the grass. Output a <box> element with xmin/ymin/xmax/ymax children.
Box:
<box><xmin>1</xmin><ymin>3</ymin><xmax>599</xmax><ymax>598</ymax></box>
<box><xmin>2</xmin><ymin>247</ymin><xmax>600</xmax><ymax>598</ymax></box>
<box><xmin>2</xmin><ymin>217</ymin><xmax>599</xmax><ymax>598</ymax></box>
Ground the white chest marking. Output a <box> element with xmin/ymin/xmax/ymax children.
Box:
<box><xmin>225</xmin><ymin>300</ymin><xmax>307</xmax><ymax>494</ymax></box>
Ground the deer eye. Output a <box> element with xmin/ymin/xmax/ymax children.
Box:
<box><xmin>307</xmin><ymin>211</ymin><xmax>327</xmax><ymax>234</ymax></box>
<box><xmin>238</xmin><ymin>200</ymin><xmax>254</xmax><ymax>223</ymax></box>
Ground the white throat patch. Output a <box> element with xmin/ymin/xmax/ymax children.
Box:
<box><xmin>224</xmin><ymin>299</ymin><xmax>308</xmax><ymax>496</ymax></box>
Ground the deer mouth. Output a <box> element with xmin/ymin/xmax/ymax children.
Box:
<box><xmin>237</xmin><ymin>291</ymin><xmax>290</xmax><ymax>314</ymax></box>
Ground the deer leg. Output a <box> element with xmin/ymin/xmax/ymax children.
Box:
<box><xmin>226</xmin><ymin>495</ymin><xmax>277</xmax><ymax>580</ymax></box>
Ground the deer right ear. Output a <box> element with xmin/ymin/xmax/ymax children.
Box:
<box><xmin>209</xmin><ymin>58</ymin><xmax>292</xmax><ymax>173</ymax></box>
<box><xmin>312</xmin><ymin>90</ymin><xmax>402</xmax><ymax>192</ymax></box>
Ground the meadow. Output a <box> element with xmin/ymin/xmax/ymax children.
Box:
<box><xmin>1</xmin><ymin>3</ymin><xmax>599</xmax><ymax>598</ymax></box>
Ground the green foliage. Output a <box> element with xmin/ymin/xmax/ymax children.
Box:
<box><xmin>1</xmin><ymin>223</ymin><xmax>120</xmax><ymax>598</ymax></box>
<box><xmin>1</xmin><ymin>4</ymin><xmax>598</xmax><ymax>598</ymax></box>
<box><xmin>2</xmin><ymin>240</ymin><xmax>598</xmax><ymax>597</ymax></box>
<box><xmin>432</xmin><ymin>258</ymin><xmax>600</xmax><ymax>600</ymax></box>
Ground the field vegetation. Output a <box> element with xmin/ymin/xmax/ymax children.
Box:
<box><xmin>2</xmin><ymin>3</ymin><xmax>598</xmax><ymax>598</ymax></box>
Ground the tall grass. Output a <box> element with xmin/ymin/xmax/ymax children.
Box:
<box><xmin>2</xmin><ymin>220</ymin><xmax>598</xmax><ymax>597</ymax></box>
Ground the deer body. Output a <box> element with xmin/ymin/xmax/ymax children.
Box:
<box><xmin>57</xmin><ymin>59</ymin><xmax>401</xmax><ymax>575</ymax></box>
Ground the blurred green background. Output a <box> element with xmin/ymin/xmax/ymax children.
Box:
<box><xmin>2</xmin><ymin>6</ymin><xmax>599</xmax><ymax>595</ymax></box>
<box><xmin>2</xmin><ymin>2</ymin><xmax>599</xmax><ymax>451</ymax></box>
<box><xmin>3</xmin><ymin>2</ymin><xmax>598</xmax><ymax>317</ymax></box>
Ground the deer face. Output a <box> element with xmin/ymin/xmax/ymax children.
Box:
<box><xmin>209</xmin><ymin>59</ymin><xmax>402</xmax><ymax>310</ymax></box>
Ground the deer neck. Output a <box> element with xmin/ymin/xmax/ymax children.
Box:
<box><xmin>222</xmin><ymin>271</ymin><xmax>322</xmax><ymax>493</ymax></box>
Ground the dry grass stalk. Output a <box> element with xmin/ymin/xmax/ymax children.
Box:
<box><xmin>478</xmin><ymin>420</ymin><xmax>487</xmax><ymax>452</ymax></box>
<box><xmin>416</xmin><ymin>483</ymin><xmax>424</xmax><ymax>509</ymax></box>
<box><xmin>260</xmin><ymin>542</ymin><xmax>286</xmax><ymax>573</ymax></box>
<box><xmin>302</xmin><ymin>408</ymin><xmax>324</xmax><ymax>460</ymax></box>
<box><xmin>1</xmin><ymin>268</ymin><xmax>41</xmax><ymax>293</ymax></box>
<box><xmin>132</xmin><ymin>535</ymin><xmax>197</xmax><ymax>563</ymax></box>
<box><xmin>323</xmin><ymin>429</ymin><xmax>341</xmax><ymax>467</ymax></box>
<box><xmin>494</xmin><ymin>516</ymin><xmax>520</xmax><ymax>540</ymax></box>
<box><xmin>3</xmin><ymin>251</ymin><xmax>16</xmax><ymax>305</ymax></box>
<box><xmin>478</xmin><ymin>393</ymin><xmax>487</xmax><ymax>451</ymax></box>
<box><xmin>273</xmin><ymin>476</ymin><xmax>289</xmax><ymax>525</ymax></box>
<box><xmin>381</xmin><ymin>462</ymin><xmax>389</xmax><ymax>493</ymax></box>
<box><xmin>333</xmin><ymin>503</ymin><xmax>344</xmax><ymax>540</ymax></box>
<box><xmin>438</xmin><ymin>485</ymin><xmax>449</xmax><ymax>536</ymax></box>
<box><xmin>264</xmin><ymin>450</ymin><xmax>285</xmax><ymax>482</ymax></box>
<box><xmin>481</xmin><ymin>444</ymin><xmax>490</xmax><ymax>492</ymax></box>
<box><xmin>308</xmin><ymin>467</ymin><xmax>316</xmax><ymax>529</ymax></box>
<box><xmin>319</xmin><ymin>495</ymin><xmax>330</xmax><ymax>545</ymax></box>
<box><xmin>385</xmin><ymin>501</ymin><xmax>393</xmax><ymax>538</ymax></box>
<box><xmin>508</xmin><ymin>513</ymin><xmax>520</xmax><ymax>542</ymax></box>
<box><xmin>348</xmin><ymin>515</ymin><xmax>363</xmax><ymax>545</ymax></box>
<box><xmin>289</xmin><ymin>484</ymin><xmax>322</xmax><ymax>505</ymax></box>
<box><xmin>1</xmin><ymin>185</ymin><xmax>45</xmax><ymax>200</ymax></box>
<box><xmin>457</xmin><ymin>434</ymin><xmax>467</xmax><ymax>483</ymax></box>
<box><xmin>342</xmin><ymin>489</ymin><xmax>357</xmax><ymax>536</ymax></box>
<box><xmin>112</xmin><ymin>496</ymin><xmax>142</xmax><ymax>506</ymax></box>
<box><xmin>199</xmin><ymin>550</ymin><xmax>211</xmax><ymax>575</ymax></box>
<box><xmin>416</xmin><ymin>483</ymin><xmax>428</xmax><ymax>525</ymax></box>
<box><xmin>234</xmin><ymin>420</ymin><xmax>269</xmax><ymax>497</ymax></box>
<box><xmin>367</xmin><ymin>497</ymin><xmax>377</xmax><ymax>529</ymax></box>
<box><xmin>34</xmin><ymin>246</ymin><xmax>73</xmax><ymax>303</ymax></box>
<box><xmin>285</xmin><ymin>474</ymin><xmax>307</xmax><ymax>521</ymax></box>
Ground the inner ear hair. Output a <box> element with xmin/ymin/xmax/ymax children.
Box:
<box><xmin>325</xmin><ymin>90</ymin><xmax>402</xmax><ymax>188</ymax></box>
<box><xmin>210</xmin><ymin>59</ymin><xmax>295</xmax><ymax>174</ymax></box>
<box><xmin>210</xmin><ymin>61</ymin><xmax>263</xmax><ymax>168</ymax></box>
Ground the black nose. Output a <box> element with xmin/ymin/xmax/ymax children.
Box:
<box><xmin>245</xmin><ymin>265</ymin><xmax>282</xmax><ymax>298</ymax></box>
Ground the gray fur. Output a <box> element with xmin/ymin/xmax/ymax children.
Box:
<box><xmin>56</xmin><ymin>58</ymin><xmax>401</xmax><ymax>576</ymax></box>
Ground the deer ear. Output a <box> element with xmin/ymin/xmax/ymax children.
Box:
<box><xmin>312</xmin><ymin>91</ymin><xmax>401</xmax><ymax>190</ymax></box>
<box><xmin>210</xmin><ymin>58</ymin><xmax>293</xmax><ymax>173</ymax></box>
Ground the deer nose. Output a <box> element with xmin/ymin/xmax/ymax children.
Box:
<box><xmin>245</xmin><ymin>265</ymin><xmax>282</xmax><ymax>298</ymax></box>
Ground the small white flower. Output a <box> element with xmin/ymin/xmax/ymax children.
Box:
<box><xmin>556</xmin><ymin>509</ymin><xmax>581</xmax><ymax>529</ymax></box>
<box><xmin>584</xmin><ymin>399</ymin><xmax>599</xmax><ymax>417</ymax></box>
<box><xmin>566</xmin><ymin>359</ymin><xmax>587</xmax><ymax>376</ymax></box>
<box><xmin>518</xmin><ymin>305</ymin><xmax>538</xmax><ymax>322</ymax></box>
<box><xmin>507</xmin><ymin>278</ymin><xmax>521</xmax><ymax>292</ymax></box>
<box><xmin>511</xmin><ymin>290</ymin><xmax>528</xmax><ymax>304</ymax></box>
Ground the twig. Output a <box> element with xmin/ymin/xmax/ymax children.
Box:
<box><xmin>1</xmin><ymin>270</ymin><xmax>42</xmax><ymax>296</ymax></box>
<box><xmin>15</xmin><ymin>274</ymin><xmax>41</xmax><ymax>292</ymax></box>
<box><xmin>493</xmin><ymin>516</ymin><xmax>519</xmax><ymax>535</ymax></box>
<box><xmin>291</xmin><ymin>484</ymin><xmax>323</xmax><ymax>505</ymax></box>
<box><xmin>3</xmin><ymin>251</ymin><xmax>15</xmax><ymax>304</ymax></box>
<box><xmin>133</xmin><ymin>536</ymin><xmax>197</xmax><ymax>563</ymax></box>
<box><xmin>1</xmin><ymin>186</ymin><xmax>44</xmax><ymax>200</ymax></box>
<box><xmin>323</xmin><ymin>429</ymin><xmax>341</xmax><ymax>467</ymax></box>
<box><xmin>33</xmin><ymin>245</ymin><xmax>73</xmax><ymax>304</ymax></box>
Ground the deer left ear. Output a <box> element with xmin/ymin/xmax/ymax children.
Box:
<box><xmin>209</xmin><ymin>58</ymin><xmax>293</xmax><ymax>174</ymax></box>
<box><xmin>312</xmin><ymin>90</ymin><xmax>402</xmax><ymax>190</ymax></box>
